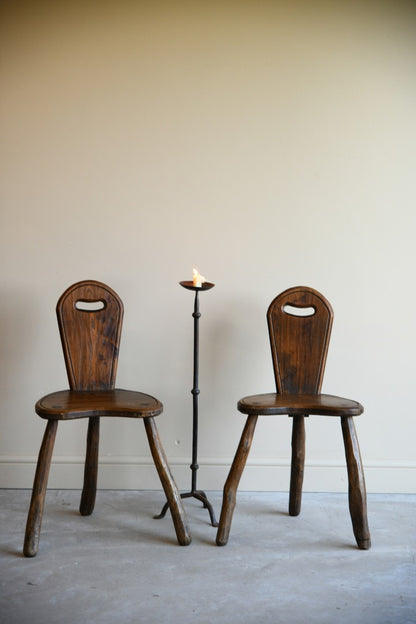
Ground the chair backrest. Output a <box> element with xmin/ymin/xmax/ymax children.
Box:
<box><xmin>56</xmin><ymin>280</ymin><xmax>124</xmax><ymax>391</ymax></box>
<box><xmin>267</xmin><ymin>286</ymin><xmax>333</xmax><ymax>395</ymax></box>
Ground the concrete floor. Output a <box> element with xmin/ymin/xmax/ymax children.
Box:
<box><xmin>0</xmin><ymin>490</ymin><xmax>415</xmax><ymax>624</ymax></box>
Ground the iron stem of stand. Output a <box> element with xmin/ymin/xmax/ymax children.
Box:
<box><xmin>154</xmin><ymin>286</ymin><xmax>218</xmax><ymax>527</ymax></box>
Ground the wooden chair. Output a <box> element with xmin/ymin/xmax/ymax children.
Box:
<box><xmin>24</xmin><ymin>280</ymin><xmax>191</xmax><ymax>556</ymax></box>
<box><xmin>216</xmin><ymin>286</ymin><xmax>371</xmax><ymax>550</ymax></box>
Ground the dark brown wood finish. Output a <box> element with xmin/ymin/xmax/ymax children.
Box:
<box><xmin>79</xmin><ymin>416</ymin><xmax>100</xmax><ymax>516</ymax></box>
<box><xmin>24</xmin><ymin>280</ymin><xmax>191</xmax><ymax>556</ymax></box>
<box><xmin>217</xmin><ymin>286</ymin><xmax>371</xmax><ymax>550</ymax></box>
<box><xmin>268</xmin><ymin>286</ymin><xmax>333</xmax><ymax>395</ymax></box>
<box><xmin>216</xmin><ymin>414</ymin><xmax>258</xmax><ymax>546</ymax></box>
<box><xmin>144</xmin><ymin>417</ymin><xmax>191</xmax><ymax>546</ymax></box>
<box><xmin>57</xmin><ymin>281</ymin><xmax>123</xmax><ymax>392</ymax></box>
<box><xmin>36</xmin><ymin>389</ymin><xmax>164</xmax><ymax>419</ymax></box>
<box><xmin>289</xmin><ymin>414</ymin><xmax>306</xmax><ymax>516</ymax></box>
<box><xmin>237</xmin><ymin>393</ymin><xmax>363</xmax><ymax>416</ymax></box>
<box><xmin>23</xmin><ymin>420</ymin><xmax>58</xmax><ymax>557</ymax></box>
<box><xmin>341</xmin><ymin>416</ymin><xmax>371</xmax><ymax>549</ymax></box>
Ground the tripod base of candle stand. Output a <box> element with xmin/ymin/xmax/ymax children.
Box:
<box><xmin>154</xmin><ymin>490</ymin><xmax>218</xmax><ymax>527</ymax></box>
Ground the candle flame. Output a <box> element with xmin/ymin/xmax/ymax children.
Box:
<box><xmin>192</xmin><ymin>268</ymin><xmax>205</xmax><ymax>286</ymax></box>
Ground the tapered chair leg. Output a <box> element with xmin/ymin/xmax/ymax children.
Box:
<box><xmin>216</xmin><ymin>414</ymin><xmax>258</xmax><ymax>546</ymax></box>
<box><xmin>80</xmin><ymin>416</ymin><xmax>100</xmax><ymax>516</ymax></box>
<box><xmin>341</xmin><ymin>416</ymin><xmax>371</xmax><ymax>550</ymax></box>
<box><xmin>23</xmin><ymin>420</ymin><xmax>58</xmax><ymax>557</ymax></box>
<box><xmin>289</xmin><ymin>415</ymin><xmax>306</xmax><ymax>516</ymax></box>
<box><xmin>144</xmin><ymin>417</ymin><xmax>191</xmax><ymax>546</ymax></box>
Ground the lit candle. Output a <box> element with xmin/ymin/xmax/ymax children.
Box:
<box><xmin>192</xmin><ymin>268</ymin><xmax>206</xmax><ymax>288</ymax></box>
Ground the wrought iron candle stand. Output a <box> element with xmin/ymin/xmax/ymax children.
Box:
<box><xmin>155</xmin><ymin>280</ymin><xmax>218</xmax><ymax>527</ymax></box>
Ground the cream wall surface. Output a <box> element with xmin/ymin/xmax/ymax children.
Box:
<box><xmin>1</xmin><ymin>0</ymin><xmax>415</xmax><ymax>492</ymax></box>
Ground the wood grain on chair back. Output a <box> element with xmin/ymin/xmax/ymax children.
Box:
<box><xmin>267</xmin><ymin>286</ymin><xmax>333</xmax><ymax>395</ymax></box>
<box><xmin>56</xmin><ymin>280</ymin><xmax>124</xmax><ymax>391</ymax></box>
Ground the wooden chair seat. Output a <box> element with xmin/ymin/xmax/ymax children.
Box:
<box><xmin>24</xmin><ymin>280</ymin><xmax>191</xmax><ymax>556</ymax></box>
<box><xmin>36</xmin><ymin>389</ymin><xmax>163</xmax><ymax>420</ymax></box>
<box><xmin>238</xmin><ymin>393</ymin><xmax>363</xmax><ymax>417</ymax></box>
<box><xmin>216</xmin><ymin>286</ymin><xmax>371</xmax><ymax>550</ymax></box>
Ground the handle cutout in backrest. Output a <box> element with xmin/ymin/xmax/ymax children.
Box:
<box><xmin>75</xmin><ymin>299</ymin><xmax>106</xmax><ymax>312</ymax></box>
<box><xmin>283</xmin><ymin>303</ymin><xmax>316</xmax><ymax>317</ymax></box>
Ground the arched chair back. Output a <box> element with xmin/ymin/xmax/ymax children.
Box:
<box><xmin>267</xmin><ymin>286</ymin><xmax>334</xmax><ymax>395</ymax></box>
<box><xmin>57</xmin><ymin>280</ymin><xmax>123</xmax><ymax>391</ymax></box>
